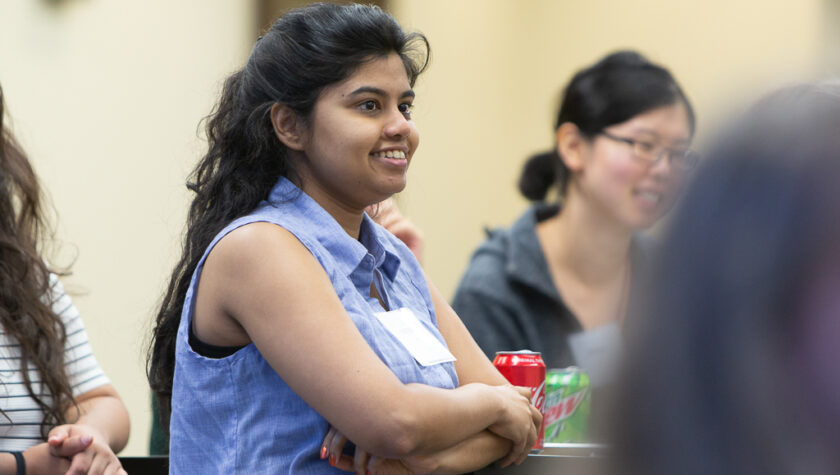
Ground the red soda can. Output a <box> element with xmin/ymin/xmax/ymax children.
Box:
<box><xmin>492</xmin><ymin>350</ymin><xmax>546</xmax><ymax>451</ymax></box>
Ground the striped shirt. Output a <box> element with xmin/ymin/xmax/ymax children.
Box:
<box><xmin>0</xmin><ymin>273</ymin><xmax>109</xmax><ymax>450</ymax></box>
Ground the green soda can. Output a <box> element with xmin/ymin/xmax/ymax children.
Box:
<box><xmin>543</xmin><ymin>367</ymin><xmax>590</xmax><ymax>443</ymax></box>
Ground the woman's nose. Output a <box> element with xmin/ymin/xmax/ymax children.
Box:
<box><xmin>383</xmin><ymin>109</ymin><xmax>411</xmax><ymax>138</ymax></box>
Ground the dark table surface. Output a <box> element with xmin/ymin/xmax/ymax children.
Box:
<box><xmin>478</xmin><ymin>443</ymin><xmax>608</xmax><ymax>475</ymax></box>
<box><xmin>118</xmin><ymin>456</ymin><xmax>169</xmax><ymax>474</ymax></box>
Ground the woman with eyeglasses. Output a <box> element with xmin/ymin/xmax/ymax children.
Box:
<box><xmin>452</xmin><ymin>51</ymin><xmax>696</xmax><ymax>392</ymax></box>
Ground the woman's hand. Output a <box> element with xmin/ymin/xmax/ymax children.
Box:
<box><xmin>486</xmin><ymin>385</ymin><xmax>542</xmax><ymax>468</ymax></box>
<box><xmin>22</xmin><ymin>442</ymin><xmax>72</xmax><ymax>474</ymax></box>
<box><xmin>48</xmin><ymin>423</ymin><xmax>126</xmax><ymax>474</ymax></box>
<box><xmin>323</xmin><ymin>426</ymin><xmax>419</xmax><ymax>474</ymax></box>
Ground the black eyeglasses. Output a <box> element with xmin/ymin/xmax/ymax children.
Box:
<box><xmin>600</xmin><ymin>131</ymin><xmax>700</xmax><ymax>171</ymax></box>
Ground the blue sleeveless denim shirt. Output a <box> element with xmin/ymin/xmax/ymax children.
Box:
<box><xmin>170</xmin><ymin>177</ymin><xmax>459</xmax><ymax>474</ymax></box>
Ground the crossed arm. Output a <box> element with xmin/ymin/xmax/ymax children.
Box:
<box><xmin>194</xmin><ymin>223</ymin><xmax>540</xmax><ymax>472</ymax></box>
<box><xmin>323</xmin><ymin>280</ymin><xmax>539</xmax><ymax>474</ymax></box>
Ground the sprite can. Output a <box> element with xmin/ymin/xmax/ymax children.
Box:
<box><xmin>543</xmin><ymin>367</ymin><xmax>590</xmax><ymax>443</ymax></box>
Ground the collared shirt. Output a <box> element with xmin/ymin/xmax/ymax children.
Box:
<box><xmin>170</xmin><ymin>177</ymin><xmax>458</xmax><ymax>474</ymax></box>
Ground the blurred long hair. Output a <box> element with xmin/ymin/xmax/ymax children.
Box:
<box><xmin>0</xmin><ymin>84</ymin><xmax>76</xmax><ymax>439</ymax></box>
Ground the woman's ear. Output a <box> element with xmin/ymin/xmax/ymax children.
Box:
<box><xmin>270</xmin><ymin>103</ymin><xmax>306</xmax><ymax>151</ymax></box>
<box><xmin>556</xmin><ymin>122</ymin><xmax>587</xmax><ymax>172</ymax></box>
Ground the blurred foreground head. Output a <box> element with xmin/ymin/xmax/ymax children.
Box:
<box><xmin>612</xmin><ymin>82</ymin><xmax>840</xmax><ymax>474</ymax></box>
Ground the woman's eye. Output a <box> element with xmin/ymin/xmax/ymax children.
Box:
<box><xmin>359</xmin><ymin>100</ymin><xmax>378</xmax><ymax>112</ymax></box>
<box><xmin>398</xmin><ymin>103</ymin><xmax>414</xmax><ymax>116</ymax></box>
<box><xmin>637</xmin><ymin>141</ymin><xmax>656</xmax><ymax>153</ymax></box>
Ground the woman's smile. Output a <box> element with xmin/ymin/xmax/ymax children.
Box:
<box><xmin>295</xmin><ymin>52</ymin><xmax>420</xmax><ymax>209</ymax></box>
<box><xmin>370</xmin><ymin>147</ymin><xmax>409</xmax><ymax>168</ymax></box>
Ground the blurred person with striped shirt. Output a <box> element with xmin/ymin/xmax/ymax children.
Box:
<box><xmin>0</xmin><ymin>83</ymin><xmax>129</xmax><ymax>474</ymax></box>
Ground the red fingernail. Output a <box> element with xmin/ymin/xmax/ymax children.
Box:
<box><xmin>320</xmin><ymin>446</ymin><xmax>327</xmax><ymax>459</ymax></box>
<box><xmin>329</xmin><ymin>454</ymin><xmax>336</xmax><ymax>466</ymax></box>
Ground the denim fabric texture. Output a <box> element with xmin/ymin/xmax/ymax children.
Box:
<box><xmin>170</xmin><ymin>177</ymin><xmax>459</xmax><ymax>474</ymax></box>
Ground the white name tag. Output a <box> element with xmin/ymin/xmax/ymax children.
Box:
<box><xmin>373</xmin><ymin>307</ymin><xmax>456</xmax><ymax>367</ymax></box>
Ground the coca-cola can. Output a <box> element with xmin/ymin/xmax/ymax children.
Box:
<box><xmin>492</xmin><ymin>350</ymin><xmax>546</xmax><ymax>452</ymax></box>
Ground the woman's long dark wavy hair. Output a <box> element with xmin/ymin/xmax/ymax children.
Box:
<box><xmin>147</xmin><ymin>2</ymin><xmax>429</xmax><ymax>431</ymax></box>
<box><xmin>518</xmin><ymin>51</ymin><xmax>696</xmax><ymax>201</ymax></box>
<box><xmin>0</xmin><ymin>85</ymin><xmax>76</xmax><ymax>439</ymax></box>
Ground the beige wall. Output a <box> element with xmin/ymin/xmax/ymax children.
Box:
<box><xmin>391</xmin><ymin>0</ymin><xmax>827</xmax><ymax>296</ymax></box>
<box><xmin>1</xmin><ymin>0</ymin><xmax>257</xmax><ymax>456</ymax></box>
<box><xmin>0</xmin><ymin>0</ymin><xmax>831</xmax><ymax>456</ymax></box>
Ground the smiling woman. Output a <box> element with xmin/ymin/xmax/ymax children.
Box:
<box><xmin>269</xmin><ymin>53</ymin><xmax>419</xmax><ymax>216</ymax></box>
<box><xmin>147</xmin><ymin>3</ymin><xmax>541</xmax><ymax>474</ymax></box>
<box><xmin>452</xmin><ymin>51</ymin><xmax>696</xmax><ymax>440</ymax></box>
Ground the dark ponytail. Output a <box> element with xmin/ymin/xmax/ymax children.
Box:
<box><xmin>519</xmin><ymin>50</ymin><xmax>695</xmax><ymax>201</ymax></box>
<box><xmin>518</xmin><ymin>151</ymin><xmax>559</xmax><ymax>201</ymax></box>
